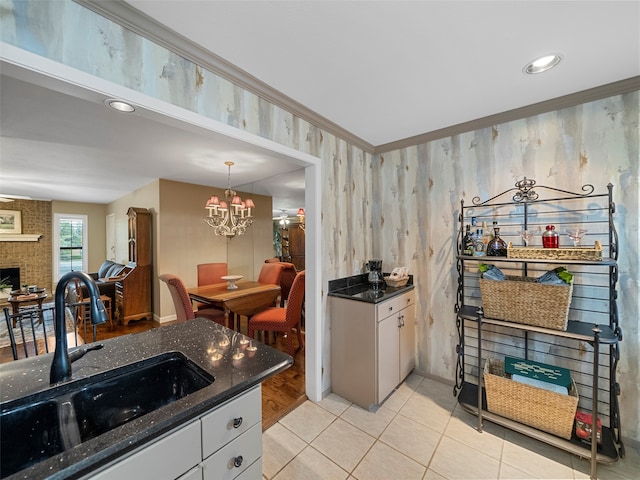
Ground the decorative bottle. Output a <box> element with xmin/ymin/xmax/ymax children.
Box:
<box><xmin>542</xmin><ymin>225</ymin><xmax>559</xmax><ymax>248</ymax></box>
<box><xmin>462</xmin><ymin>225</ymin><xmax>473</xmax><ymax>255</ymax></box>
<box><xmin>487</xmin><ymin>227</ymin><xmax>507</xmax><ymax>256</ymax></box>
<box><xmin>473</xmin><ymin>228</ymin><xmax>486</xmax><ymax>256</ymax></box>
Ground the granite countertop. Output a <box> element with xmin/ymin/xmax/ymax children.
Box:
<box><xmin>327</xmin><ymin>273</ymin><xmax>415</xmax><ymax>303</ymax></box>
<box><xmin>0</xmin><ymin>318</ymin><xmax>292</xmax><ymax>480</ymax></box>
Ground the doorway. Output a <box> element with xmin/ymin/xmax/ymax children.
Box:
<box><xmin>1</xmin><ymin>46</ymin><xmax>324</xmax><ymax>403</ymax></box>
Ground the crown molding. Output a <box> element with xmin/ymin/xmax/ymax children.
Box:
<box><xmin>74</xmin><ymin>0</ymin><xmax>375</xmax><ymax>154</ymax></box>
<box><xmin>375</xmin><ymin>76</ymin><xmax>640</xmax><ymax>154</ymax></box>
<box><xmin>74</xmin><ymin>1</ymin><xmax>638</xmax><ymax>158</ymax></box>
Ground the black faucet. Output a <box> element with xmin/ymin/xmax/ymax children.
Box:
<box><xmin>50</xmin><ymin>271</ymin><xmax>108</xmax><ymax>385</ymax></box>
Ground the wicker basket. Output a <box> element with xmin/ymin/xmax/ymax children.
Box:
<box><xmin>507</xmin><ymin>240</ymin><xmax>602</xmax><ymax>261</ymax></box>
<box><xmin>484</xmin><ymin>358</ymin><xmax>578</xmax><ymax>439</ymax></box>
<box><xmin>479</xmin><ymin>276</ymin><xmax>572</xmax><ymax>330</ymax></box>
<box><xmin>384</xmin><ymin>276</ymin><xmax>409</xmax><ymax>288</ymax></box>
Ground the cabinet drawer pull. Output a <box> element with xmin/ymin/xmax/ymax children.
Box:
<box><xmin>232</xmin><ymin>417</ymin><xmax>243</xmax><ymax>428</ymax></box>
<box><xmin>233</xmin><ymin>455</ymin><xmax>243</xmax><ymax>468</ymax></box>
<box><xmin>388</xmin><ymin>306</ymin><xmax>393</xmax><ymax>312</ymax></box>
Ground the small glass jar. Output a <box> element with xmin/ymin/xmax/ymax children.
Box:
<box><xmin>542</xmin><ymin>225</ymin><xmax>559</xmax><ymax>248</ymax></box>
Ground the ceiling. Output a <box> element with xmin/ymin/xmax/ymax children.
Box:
<box><xmin>1</xmin><ymin>1</ymin><xmax>638</xmax><ymax>215</ymax></box>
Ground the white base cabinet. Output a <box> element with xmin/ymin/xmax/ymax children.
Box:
<box><xmin>88</xmin><ymin>386</ymin><xmax>262</xmax><ymax>480</ymax></box>
<box><xmin>331</xmin><ymin>289</ymin><xmax>416</xmax><ymax>410</ymax></box>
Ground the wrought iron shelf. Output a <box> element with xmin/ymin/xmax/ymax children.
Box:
<box><xmin>457</xmin><ymin>382</ymin><xmax>619</xmax><ymax>464</ymax></box>
<box><xmin>455</xmin><ymin>255</ymin><xmax>617</xmax><ymax>267</ymax></box>
<box><xmin>456</xmin><ymin>305</ymin><xmax>621</xmax><ymax>344</ymax></box>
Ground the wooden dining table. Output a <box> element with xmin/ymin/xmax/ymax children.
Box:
<box><xmin>187</xmin><ymin>281</ymin><xmax>281</xmax><ymax>331</ymax></box>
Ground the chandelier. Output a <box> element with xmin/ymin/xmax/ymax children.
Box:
<box><xmin>204</xmin><ymin>161</ymin><xmax>255</xmax><ymax>237</ymax></box>
<box><xmin>297</xmin><ymin>208</ymin><xmax>305</xmax><ymax>231</ymax></box>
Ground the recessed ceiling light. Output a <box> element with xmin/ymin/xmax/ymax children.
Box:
<box><xmin>105</xmin><ymin>99</ymin><xmax>135</xmax><ymax>112</ymax></box>
<box><xmin>523</xmin><ymin>54</ymin><xmax>562</xmax><ymax>74</ymax></box>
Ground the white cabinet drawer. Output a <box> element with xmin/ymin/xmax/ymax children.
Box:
<box><xmin>234</xmin><ymin>458</ymin><xmax>262</xmax><ymax>480</ymax></box>
<box><xmin>376</xmin><ymin>290</ymin><xmax>415</xmax><ymax>320</ymax></box>
<box><xmin>90</xmin><ymin>420</ymin><xmax>201</xmax><ymax>480</ymax></box>
<box><xmin>201</xmin><ymin>386</ymin><xmax>261</xmax><ymax>458</ymax></box>
<box><xmin>177</xmin><ymin>465</ymin><xmax>203</xmax><ymax>480</ymax></box>
<box><xmin>202</xmin><ymin>422</ymin><xmax>262</xmax><ymax>480</ymax></box>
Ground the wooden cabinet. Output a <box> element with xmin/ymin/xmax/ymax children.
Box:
<box><xmin>287</xmin><ymin>227</ymin><xmax>305</xmax><ymax>271</ymax></box>
<box><xmin>88</xmin><ymin>386</ymin><xmax>262</xmax><ymax>480</ymax></box>
<box><xmin>115</xmin><ymin>207</ymin><xmax>152</xmax><ymax>325</ymax></box>
<box><xmin>330</xmin><ymin>289</ymin><xmax>415</xmax><ymax>410</ymax></box>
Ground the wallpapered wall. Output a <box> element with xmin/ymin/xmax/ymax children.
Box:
<box><xmin>373</xmin><ymin>95</ymin><xmax>639</xmax><ymax>441</ymax></box>
<box><xmin>1</xmin><ymin>0</ymin><xmax>637</xmax><ymax>442</ymax></box>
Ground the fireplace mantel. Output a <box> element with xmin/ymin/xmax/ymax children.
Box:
<box><xmin>0</xmin><ymin>233</ymin><xmax>43</xmax><ymax>242</ymax></box>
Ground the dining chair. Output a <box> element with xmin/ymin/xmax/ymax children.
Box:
<box><xmin>195</xmin><ymin>263</ymin><xmax>228</xmax><ymax>314</ymax></box>
<box><xmin>197</xmin><ymin>262</ymin><xmax>228</xmax><ymax>286</ymax></box>
<box><xmin>159</xmin><ymin>273</ymin><xmax>226</xmax><ymax>324</ymax></box>
<box><xmin>248</xmin><ymin>270</ymin><xmax>305</xmax><ymax>358</ymax></box>
<box><xmin>3</xmin><ymin>304</ymin><xmax>81</xmax><ymax>360</ymax></box>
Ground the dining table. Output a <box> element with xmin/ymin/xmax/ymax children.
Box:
<box><xmin>187</xmin><ymin>281</ymin><xmax>281</xmax><ymax>331</ymax></box>
<box><xmin>6</xmin><ymin>291</ymin><xmax>49</xmax><ymax>328</ymax></box>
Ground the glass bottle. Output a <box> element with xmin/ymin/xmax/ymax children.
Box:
<box><xmin>473</xmin><ymin>228</ymin><xmax>486</xmax><ymax>256</ymax></box>
<box><xmin>487</xmin><ymin>227</ymin><xmax>507</xmax><ymax>256</ymax></box>
<box><xmin>462</xmin><ymin>225</ymin><xmax>473</xmax><ymax>255</ymax></box>
<box><xmin>542</xmin><ymin>225</ymin><xmax>559</xmax><ymax>248</ymax></box>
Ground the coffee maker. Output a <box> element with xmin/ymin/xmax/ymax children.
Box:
<box><xmin>367</xmin><ymin>260</ymin><xmax>384</xmax><ymax>288</ymax></box>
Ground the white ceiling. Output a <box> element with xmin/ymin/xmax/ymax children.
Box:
<box><xmin>126</xmin><ymin>0</ymin><xmax>640</xmax><ymax>146</ymax></box>
<box><xmin>1</xmin><ymin>1</ymin><xmax>638</xmax><ymax>215</ymax></box>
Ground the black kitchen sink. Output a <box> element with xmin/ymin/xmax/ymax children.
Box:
<box><xmin>0</xmin><ymin>352</ymin><xmax>214</xmax><ymax>478</ymax></box>
<box><xmin>0</xmin><ymin>400</ymin><xmax>64</xmax><ymax>477</ymax></box>
<box><xmin>71</xmin><ymin>353</ymin><xmax>214</xmax><ymax>441</ymax></box>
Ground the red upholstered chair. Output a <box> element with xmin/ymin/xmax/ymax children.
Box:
<box><xmin>257</xmin><ymin>262</ymin><xmax>286</xmax><ymax>285</ymax></box>
<box><xmin>159</xmin><ymin>273</ymin><xmax>226</xmax><ymax>325</ymax></box>
<box><xmin>195</xmin><ymin>262</ymin><xmax>228</xmax><ymax>313</ymax></box>
<box><xmin>275</xmin><ymin>262</ymin><xmax>297</xmax><ymax>307</ymax></box>
<box><xmin>248</xmin><ymin>270</ymin><xmax>305</xmax><ymax>357</ymax></box>
<box><xmin>197</xmin><ymin>263</ymin><xmax>228</xmax><ymax>286</ymax></box>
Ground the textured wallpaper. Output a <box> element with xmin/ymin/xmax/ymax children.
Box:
<box><xmin>1</xmin><ymin>0</ymin><xmax>638</xmax><ymax>442</ymax></box>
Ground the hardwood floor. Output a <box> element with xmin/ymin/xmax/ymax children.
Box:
<box><xmin>0</xmin><ymin>315</ymin><xmax>307</xmax><ymax>430</ymax></box>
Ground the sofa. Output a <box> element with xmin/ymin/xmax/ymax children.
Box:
<box><xmin>87</xmin><ymin>260</ymin><xmax>128</xmax><ymax>305</ymax></box>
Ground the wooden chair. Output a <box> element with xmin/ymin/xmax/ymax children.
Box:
<box><xmin>3</xmin><ymin>305</ymin><xmax>81</xmax><ymax>360</ymax></box>
<box><xmin>248</xmin><ymin>270</ymin><xmax>305</xmax><ymax>358</ymax></box>
<box><xmin>159</xmin><ymin>273</ymin><xmax>226</xmax><ymax>324</ymax></box>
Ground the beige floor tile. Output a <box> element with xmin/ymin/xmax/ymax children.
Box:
<box><xmin>381</xmin><ymin>382</ymin><xmax>415</xmax><ymax>412</ymax></box>
<box><xmin>352</xmin><ymin>441</ymin><xmax>426</xmax><ymax>480</ymax></box>
<box><xmin>498</xmin><ymin>463</ymin><xmax>535</xmax><ymax>479</ymax></box>
<box><xmin>379</xmin><ymin>414</ymin><xmax>442</xmax><ymax>467</ymax></box>
<box><xmin>399</xmin><ymin>393</ymin><xmax>454</xmax><ymax>433</ymax></box>
<box><xmin>429</xmin><ymin>436</ymin><xmax>500</xmax><ymax>479</ymax></box>
<box><xmin>311</xmin><ymin>418</ymin><xmax>376</xmax><ymax>473</ymax></box>
<box><xmin>273</xmin><ymin>446</ymin><xmax>348</xmax><ymax>480</ymax></box>
<box><xmin>444</xmin><ymin>409</ymin><xmax>504</xmax><ymax>460</ymax></box>
<box><xmin>501</xmin><ymin>431</ymin><xmax>575</xmax><ymax>479</ymax></box>
<box><xmin>415</xmin><ymin>377</ymin><xmax>458</xmax><ymax>409</ymax></box>
<box><xmin>423</xmin><ymin>469</ymin><xmax>447</xmax><ymax>480</ymax></box>
<box><xmin>572</xmin><ymin>449</ymin><xmax>640</xmax><ymax>480</ymax></box>
<box><xmin>340</xmin><ymin>404</ymin><xmax>397</xmax><ymax>438</ymax></box>
<box><xmin>279</xmin><ymin>400</ymin><xmax>337</xmax><ymax>443</ymax></box>
<box><xmin>318</xmin><ymin>392</ymin><xmax>353</xmax><ymax>416</ymax></box>
<box><xmin>403</xmin><ymin>372</ymin><xmax>425</xmax><ymax>390</ymax></box>
<box><xmin>262</xmin><ymin>423</ymin><xmax>307</xmax><ymax>479</ymax></box>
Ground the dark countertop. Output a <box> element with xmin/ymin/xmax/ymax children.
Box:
<box><xmin>328</xmin><ymin>273</ymin><xmax>415</xmax><ymax>303</ymax></box>
<box><xmin>0</xmin><ymin>318</ymin><xmax>293</xmax><ymax>480</ymax></box>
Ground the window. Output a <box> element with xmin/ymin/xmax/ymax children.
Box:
<box><xmin>54</xmin><ymin>213</ymin><xmax>88</xmax><ymax>281</ymax></box>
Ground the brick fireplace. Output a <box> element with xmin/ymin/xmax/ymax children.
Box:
<box><xmin>0</xmin><ymin>200</ymin><xmax>52</xmax><ymax>292</ymax></box>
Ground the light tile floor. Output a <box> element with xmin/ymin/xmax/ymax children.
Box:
<box><xmin>262</xmin><ymin>374</ymin><xmax>639</xmax><ymax>480</ymax></box>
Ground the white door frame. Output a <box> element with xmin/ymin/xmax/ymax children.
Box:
<box><xmin>1</xmin><ymin>43</ymin><xmax>324</xmax><ymax>402</ymax></box>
